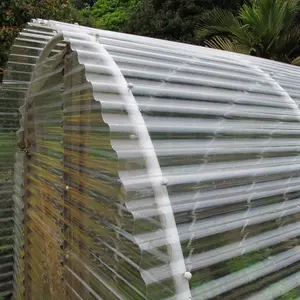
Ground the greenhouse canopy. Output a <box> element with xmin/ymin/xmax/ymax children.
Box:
<box><xmin>2</xmin><ymin>19</ymin><xmax>300</xmax><ymax>299</ymax></box>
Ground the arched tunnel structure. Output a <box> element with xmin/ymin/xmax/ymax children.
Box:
<box><xmin>2</xmin><ymin>19</ymin><xmax>300</xmax><ymax>300</ymax></box>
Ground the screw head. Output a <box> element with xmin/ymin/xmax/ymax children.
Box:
<box><xmin>128</xmin><ymin>82</ymin><xmax>134</xmax><ymax>90</ymax></box>
<box><xmin>161</xmin><ymin>178</ymin><xmax>169</xmax><ymax>186</ymax></box>
<box><xmin>183</xmin><ymin>271</ymin><xmax>192</xmax><ymax>280</ymax></box>
<box><xmin>129</xmin><ymin>134</ymin><xmax>137</xmax><ymax>140</ymax></box>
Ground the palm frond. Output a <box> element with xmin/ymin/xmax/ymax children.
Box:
<box><xmin>196</xmin><ymin>9</ymin><xmax>241</xmax><ymax>39</ymax></box>
<box><xmin>196</xmin><ymin>8</ymin><xmax>254</xmax><ymax>50</ymax></box>
<box><xmin>239</xmin><ymin>0</ymin><xmax>300</xmax><ymax>53</ymax></box>
<box><xmin>291</xmin><ymin>56</ymin><xmax>300</xmax><ymax>65</ymax></box>
<box><xmin>196</xmin><ymin>0</ymin><xmax>300</xmax><ymax>63</ymax></box>
<box><xmin>205</xmin><ymin>36</ymin><xmax>249</xmax><ymax>54</ymax></box>
<box><xmin>274</xmin><ymin>25</ymin><xmax>300</xmax><ymax>59</ymax></box>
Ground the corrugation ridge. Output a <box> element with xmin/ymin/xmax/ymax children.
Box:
<box><xmin>191</xmin><ymin>245</ymin><xmax>300</xmax><ymax>298</ymax></box>
<box><xmin>136</xmin><ymin>196</ymin><xmax>300</xmax><ymax>250</ymax></box>
<box><xmin>143</xmin><ymin>220</ymin><xmax>300</xmax><ymax>284</ymax></box>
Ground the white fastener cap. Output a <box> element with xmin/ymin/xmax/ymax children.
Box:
<box><xmin>66</xmin><ymin>185</ymin><xmax>70</xmax><ymax>191</ymax></box>
<box><xmin>183</xmin><ymin>271</ymin><xmax>192</xmax><ymax>280</ymax></box>
<box><xmin>128</xmin><ymin>82</ymin><xmax>134</xmax><ymax>89</ymax></box>
<box><xmin>161</xmin><ymin>178</ymin><xmax>169</xmax><ymax>186</ymax></box>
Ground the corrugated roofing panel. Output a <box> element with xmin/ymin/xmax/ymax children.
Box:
<box><xmin>4</xmin><ymin>19</ymin><xmax>300</xmax><ymax>299</ymax></box>
<box><xmin>1</xmin><ymin>23</ymin><xmax>57</xmax><ymax>299</ymax></box>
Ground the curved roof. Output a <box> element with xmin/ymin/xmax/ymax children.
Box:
<box><xmin>4</xmin><ymin>19</ymin><xmax>300</xmax><ymax>299</ymax></box>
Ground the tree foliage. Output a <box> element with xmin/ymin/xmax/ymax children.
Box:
<box><xmin>196</xmin><ymin>0</ymin><xmax>300</xmax><ymax>63</ymax></box>
<box><xmin>87</xmin><ymin>0</ymin><xmax>246</xmax><ymax>43</ymax></box>
<box><xmin>86</xmin><ymin>0</ymin><xmax>141</xmax><ymax>31</ymax></box>
<box><xmin>0</xmin><ymin>0</ymin><xmax>93</xmax><ymax>70</ymax></box>
<box><xmin>124</xmin><ymin>0</ymin><xmax>246</xmax><ymax>44</ymax></box>
<box><xmin>73</xmin><ymin>0</ymin><xmax>97</xmax><ymax>9</ymax></box>
<box><xmin>3</xmin><ymin>0</ymin><xmax>298</xmax><ymax>69</ymax></box>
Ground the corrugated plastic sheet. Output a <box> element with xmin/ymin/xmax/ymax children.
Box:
<box><xmin>1</xmin><ymin>24</ymin><xmax>58</xmax><ymax>299</ymax></box>
<box><xmin>0</xmin><ymin>23</ymin><xmax>58</xmax><ymax>298</ymax></box>
<box><xmin>5</xmin><ymin>19</ymin><xmax>300</xmax><ymax>299</ymax></box>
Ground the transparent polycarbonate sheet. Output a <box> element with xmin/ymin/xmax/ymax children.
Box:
<box><xmin>1</xmin><ymin>23</ymin><xmax>57</xmax><ymax>300</ymax></box>
<box><xmin>8</xmin><ymin>19</ymin><xmax>300</xmax><ymax>300</ymax></box>
<box><xmin>22</xmin><ymin>50</ymin><xmax>66</xmax><ymax>300</ymax></box>
<box><xmin>12</xmin><ymin>151</ymin><xmax>25</xmax><ymax>300</ymax></box>
<box><xmin>0</xmin><ymin>86</ymin><xmax>21</xmax><ymax>298</ymax></box>
<box><xmin>0</xmin><ymin>34</ymin><xmax>40</xmax><ymax>297</ymax></box>
<box><xmin>59</xmin><ymin>24</ymin><xmax>300</xmax><ymax>299</ymax></box>
<box><xmin>61</xmin><ymin>45</ymin><xmax>170</xmax><ymax>299</ymax></box>
<box><xmin>95</xmin><ymin>29</ymin><xmax>300</xmax><ymax>299</ymax></box>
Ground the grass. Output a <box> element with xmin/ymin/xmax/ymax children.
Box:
<box><xmin>0</xmin><ymin>132</ymin><xmax>16</xmax><ymax>182</ymax></box>
<box><xmin>0</xmin><ymin>132</ymin><xmax>16</xmax><ymax>298</ymax></box>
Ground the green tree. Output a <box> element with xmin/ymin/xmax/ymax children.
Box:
<box><xmin>125</xmin><ymin>0</ymin><xmax>246</xmax><ymax>44</ymax></box>
<box><xmin>86</xmin><ymin>0</ymin><xmax>141</xmax><ymax>31</ymax></box>
<box><xmin>0</xmin><ymin>0</ymin><xmax>93</xmax><ymax>71</ymax></box>
<box><xmin>73</xmin><ymin>0</ymin><xmax>97</xmax><ymax>9</ymax></box>
<box><xmin>196</xmin><ymin>0</ymin><xmax>300</xmax><ymax>63</ymax></box>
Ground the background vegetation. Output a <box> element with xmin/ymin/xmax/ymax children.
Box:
<box><xmin>197</xmin><ymin>0</ymin><xmax>300</xmax><ymax>64</ymax></box>
<box><xmin>1</xmin><ymin>1</ymin><xmax>300</xmax><ymax>299</ymax></box>
<box><xmin>2</xmin><ymin>0</ymin><xmax>300</xmax><ymax>76</ymax></box>
<box><xmin>0</xmin><ymin>0</ymin><xmax>94</xmax><ymax>77</ymax></box>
